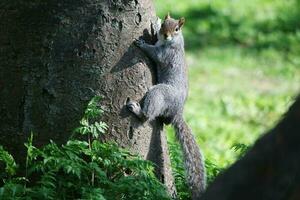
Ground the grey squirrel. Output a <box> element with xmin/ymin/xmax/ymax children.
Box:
<box><xmin>126</xmin><ymin>13</ymin><xmax>206</xmax><ymax>199</ymax></box>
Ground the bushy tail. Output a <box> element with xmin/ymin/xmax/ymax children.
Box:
<box><xmin>173</xmin><ymin>116</ymin><xmax>206</xmax><ymax>200</ymax></box>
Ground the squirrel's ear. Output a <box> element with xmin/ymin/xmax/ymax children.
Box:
<box><xmin>165</xmin><ymin>12</ymin><xmax>171</xmax><ymax>20</ymax></box>
<box><xmin>179</xmin><ymin>17</ymin><xmax>185</xmax><ymax>28</ymax></box>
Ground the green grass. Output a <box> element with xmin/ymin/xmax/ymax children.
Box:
<box><xmin>154</xmin><ymin>0</ymin><xmax>295</xmax><ymax>21</ymax></box>
<box><xmin>183</xmin><ymin>47</ymin><xmax>299</xmax><ymax>167</ymax></box>
<box><xmin>154</xmin><ymin>0</ymin><xmax>300</xmax><ymax>169</ymax></box>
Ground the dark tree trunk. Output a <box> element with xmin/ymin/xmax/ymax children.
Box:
<box><xmin>202</xmin><ymin>95</ymin><xmax>300</xmax><ymax>200</ymax></box>
<box><xmin>0</xmin><ymin>0</ymin><xmax>175</xmax><ymax>195</ymax></box>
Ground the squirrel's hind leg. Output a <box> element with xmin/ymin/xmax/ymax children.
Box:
<box><xmin>127</xmin><ymin>84</ymin><xmax>172</xmax><ymax>122</ymax></box>
<box><xmin>142</xmin><ymin>85</ymin><xmax>169</xmax><ymax>121</ymax></box>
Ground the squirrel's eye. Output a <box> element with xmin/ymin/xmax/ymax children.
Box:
<box><xmin>175</xmin><ymin>27</ymin><xmax>179</xmax><ymax>32</ymax></box>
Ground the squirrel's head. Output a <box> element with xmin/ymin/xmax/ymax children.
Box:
<box><xmin>158</xmin><ymin>13</ymin><xmax>185</xmax><ymax>43</ymax></box>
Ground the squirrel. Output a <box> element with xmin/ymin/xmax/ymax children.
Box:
<box><xmin>126</xmin><ymin>13</ymin><xmax>206</xmax><ymax>199</ymax></box>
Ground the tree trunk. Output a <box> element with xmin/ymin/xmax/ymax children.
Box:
<box><xmin>202</xmin><ymin>95</ymin><xmax>300</xmax><ymax>200</ymax></box>
<box><xmin>0</xmin><ymin>0</ymin><xmax>175</xmax><ymax>195</ymax></box>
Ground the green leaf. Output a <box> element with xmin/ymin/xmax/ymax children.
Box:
<box><xmin>0</xmin><ymin>146</ymin><xmax>17</xmax><ymax>176</ymax></box>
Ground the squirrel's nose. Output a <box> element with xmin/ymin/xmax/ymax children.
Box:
<box><xmin>164</xmin><ymin>34</ymin><xmax>168</xmax><ymax>38</ymax></box>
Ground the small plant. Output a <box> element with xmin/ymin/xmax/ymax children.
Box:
<box><xmin>168</xmin><ymin>140</ymin><xmax>223</xmax><ymax>200</ymax></box>
<box><xmin>205</xmin><ymin>159</ymin><xmax>223</xmax><ymax>184</ymax></box>
<box><xmin>0</xmin><ymin>146</ymin><xmax>17</xmax><ymax>178</ymax></box>
<box><xmin>231</xmin><ymin>143</ymin><xmax>250</xmax><ymax>158</ymax></box>
<box><xmin>0</xmin><ymin>96</ymin><xmax>170</xmax><ymax>200</ymax></box>
<box><xmin>168</xmin><ymin>142</ymin><xmax>191</xmax><ymax>200</ymax></box>
<box><xmin>167</xmin><ymin>142</ymin><xmax>248</xmax><ymax>199</ymax></box>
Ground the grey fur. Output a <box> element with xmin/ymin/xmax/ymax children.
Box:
<box><xmin>127</xmin><ymin>17</ymin><xmax>206</xmax><ymax>199</ymax></box>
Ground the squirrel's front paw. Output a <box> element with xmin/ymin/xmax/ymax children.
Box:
<box><xmin>134</xmin><ymin>39</ymin><xmax>145</xmax><ymax>47</ymax></box>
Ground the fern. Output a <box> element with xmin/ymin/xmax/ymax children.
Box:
<box><xmin>168</xmin><ymin>141</ymin><xmax>191</xmax><ymax>200</ymax></box>
<box><xmin>205</xmin><ymin>159</ymin><xmax>223</xmax><ymax>184</ymax></box>
<box><xmin>232</xmin><ymin>143</ymin><xmax>250</xmax><ymax>158</ymax></box>
<box><xmin>0</xmin><ymin>146</ymin><xmax>17</xmax><ymax>178</ymax></box>
<box><xmin>0</xmin><ymin>96</ymin><xmax>170</xmax><ymax>200</ymax></box>
<box><xmin>168</xmin><ymin>141</ymin><xmax>224</xmax><ymax>199</ymax></box>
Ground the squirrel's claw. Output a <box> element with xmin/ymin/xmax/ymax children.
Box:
<box><xmin>126</xmin><ymin>97</ymin><xmax>131</xmax><ymax>105</ymax></box>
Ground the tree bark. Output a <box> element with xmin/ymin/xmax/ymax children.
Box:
<box><xmin>202</xmin><ymin>95</ymin><xmax>300</xmax><ymax>200</ymax></box>
<box><xmin>0</xmin><ymin>0</ymin><xmax>175</xmax><ymax>195</ymax></box>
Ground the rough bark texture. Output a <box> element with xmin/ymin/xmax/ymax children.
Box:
<box><xmin>202</xmin><ymin>95</ymin><xmax>300</xmax><ymax>200</ymax></box>
<box><xmin>0</xmin><ymin>0</ymin><xmax>175</xmax><ymax>195</ymax></box>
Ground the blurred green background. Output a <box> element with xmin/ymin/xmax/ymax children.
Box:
<box><xmin>154</xmin><ymin>0</ymin><xmax>300</xmax><ymax>187</ymax></box>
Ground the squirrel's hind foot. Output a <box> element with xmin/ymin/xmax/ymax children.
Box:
<box><xmin>126</xmin><ymin>99</ymin><xmax>144</xmax><ymax>119</ymax></box>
